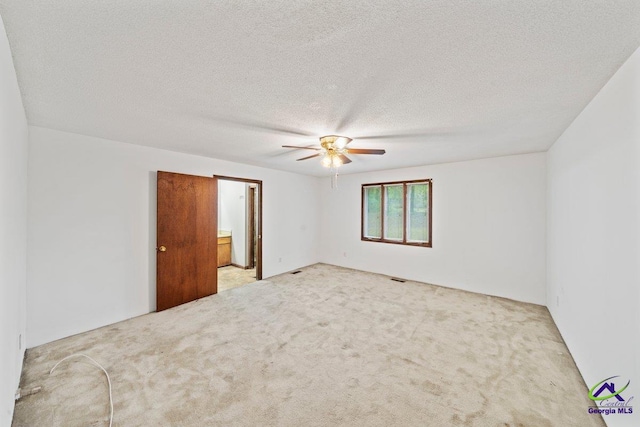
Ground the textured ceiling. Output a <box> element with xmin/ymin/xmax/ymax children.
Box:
<box><xmin>1</xmin><ymin>1</ymin><xmax>639</xmax><ymax>176</ymax></box>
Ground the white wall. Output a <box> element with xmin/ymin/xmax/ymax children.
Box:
<box><xmin>547</xmin><ymin>47</ymin><xmax>640</xmax><ymax>427</ymax></box>
<box><xmin>218</xmin><ymin>180</ymin><xmax>247</xmax><ymax>266</ymax></box>
<box><xmin>0</xmin><ymin>17</ymin><xmax>28</xmax><ymax>427</ymax></box>
<box><xmin>319</xmin><ymin>153</ymin><xmax>547</xmax><ymax>305</ymax></box>
<box><xmin>27</xmin><ymin>126</ymin><xmax>321</xmax><ymax>347</ymax></box>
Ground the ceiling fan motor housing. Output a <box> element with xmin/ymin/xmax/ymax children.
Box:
<box><xmin>320</xmin><ymin>135</ymin><xmax>352</xmax><ymax>150</ymax></box>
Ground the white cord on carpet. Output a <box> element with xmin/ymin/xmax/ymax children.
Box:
<box><xmin>50</xmin><ymin>353</ymin><xmax>113</xmax><ymax>427</ymax></box>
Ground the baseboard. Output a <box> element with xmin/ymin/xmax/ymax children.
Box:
<box><xmin>7</xmin><ymin>338</ymin><xmax>26</xmax><ymax>427</ymax></box>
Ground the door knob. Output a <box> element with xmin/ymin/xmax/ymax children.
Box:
<box><xmin>158</xmin><ymin>245</ymin><xmax>167</xmax><ymax>252</ymax></box>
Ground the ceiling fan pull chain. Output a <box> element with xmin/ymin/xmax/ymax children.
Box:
<box><xmin>331</xmin><ymin>170</ymin><xmax>339</xmax><ymax>189</ymax></box>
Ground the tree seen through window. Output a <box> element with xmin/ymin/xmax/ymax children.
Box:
<box><xmin>362</xmin><ymin>180</ymin><xmax>431</xmax><ymax>247</ymax></box>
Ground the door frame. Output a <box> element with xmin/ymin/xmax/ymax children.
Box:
<box><xmin>214</xmin><ymin>175</ymin><xmax>263</xmax><ymax>280</ymax></box>
<box><xmin>247</xmin><ymin>185</ymin><xmax>256</xmax><ymax>270</ymax></box>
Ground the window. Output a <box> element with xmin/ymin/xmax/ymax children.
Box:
<box><xmin>361</xmin><ymin>179</ymin><xmax>432</xmax><ymax>247</ymax></box>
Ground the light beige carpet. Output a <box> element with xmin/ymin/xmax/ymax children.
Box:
<box><xmin>13</xmin><ymin>264</ymin><xmax>604</xmax><ymax>426</ymax></box>
<box><xmin>217</xmin><ymin>266</ymin><xmax>256</xmax><ymax>292</ymax></box>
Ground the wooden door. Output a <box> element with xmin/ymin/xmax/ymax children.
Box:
<box><xmin>157</xmin><ymin>171</ymin><xmax>217</xmax><ymax>311</ymax></box>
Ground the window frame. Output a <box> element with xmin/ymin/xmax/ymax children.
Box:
<box><xmin>361</xmin><ymin>179</ymin><xmax>432</xmax><ymax>248</ymax></box>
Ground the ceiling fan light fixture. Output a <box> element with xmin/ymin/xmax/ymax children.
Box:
<box><xmin>282</xmin><ymin>134</ymin><xmax>384</xmax><ymax>189</ymax></box>
<box><xmin>321</xmin><ymin>153</ymin><xmax>343</xmax><ymax>168</ymax></box>
<box><xmin>283</xmin><ymin>134</ymin><xmax>383</xmax><ymax>172</ymax></box>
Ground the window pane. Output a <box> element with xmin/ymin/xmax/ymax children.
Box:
<box><xmin>384</xmin><ymin>184</ymin><xmax>403</xmax><ymax>240</ymax></box>
<box><xmin>406</xmin><ymin>183</ymin><xmax>429</xmax><ymax>242</ymax></box>
<box><xmin>363</xmin><ymin>186</ymin><xmax>381</xmax><ymax>238</ymax></box>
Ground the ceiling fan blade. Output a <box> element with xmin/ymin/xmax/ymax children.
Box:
<box><xmin>347</xmin><ymin>148</ymin><xmax>386</xmax><ymax>155</ymax></box>
<box><xmin>283</xmin><ymin>145</ymin><xmax>321</xmax><ymax>151</ymax></box>
<box><xmin>297</xmin><ymin>153</ymin><xmax>322</xmax><ymax>161</ymax></box>
<box><xmin>338</xmin><ymin>154</ymin><xmax>352</xmax><ymax>164</ymax></box>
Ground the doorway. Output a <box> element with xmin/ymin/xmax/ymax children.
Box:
<box><xmin>215</xmin><ymin>175</ymin><xmax>262</xmax><ymax>292</ymax></box>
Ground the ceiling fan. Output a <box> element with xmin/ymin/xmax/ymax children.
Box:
<box><xmin>283</xmin><ymin>135</ymin><xmax>385</xmax><ymax>169</ymax></box>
